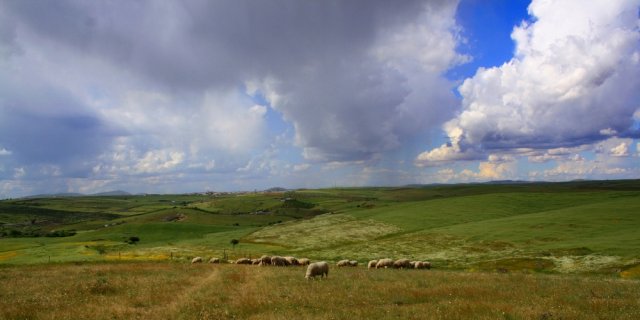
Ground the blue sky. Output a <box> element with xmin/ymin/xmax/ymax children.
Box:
<box><xmin>450</xmin><ymin>0</ymin><xmax>531</xmax><ymax>79</ymax></box>
<box><xmin>0</xmin><ymin>0</ymin><xmax>639</xmax><ymax>198</ymax></box>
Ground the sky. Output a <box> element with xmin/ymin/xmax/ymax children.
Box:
<box><xmin>0</xmin><ymin>0</ymin><xmax>639</xmax><ymax>198</ymax></box>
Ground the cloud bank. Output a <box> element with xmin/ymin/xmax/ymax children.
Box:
<box><xmin>0</xmin><ymin>0</ymin><xmax>466</xmax><ymax>197</ymax></box>
<box><xmin>1</xmin><ymin>0</ymin><xmax>637</xmax><ymax>198</ymax></box>
<box><xmin>417</xmin><ymin>0</ymin><xmax>640</xmax><ymax>165</ymax></box>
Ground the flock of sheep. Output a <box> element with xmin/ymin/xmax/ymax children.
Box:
<box><xmin>367</xmin><ymin>258</ymin><xmax>432</xmax><ymax>270</ymax></box>
<box><xmin>191</xmin><ymin>255</ymin><xmax>431</xmax><ymax>279</ymax></box>
<box><xmin>191</xmin><ymin>255</ymin><xmax>312</xmax><ymax>266</ymax></box>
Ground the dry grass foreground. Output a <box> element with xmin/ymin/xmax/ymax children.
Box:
<box><xmin>1</xmin><ymin>262</ymin><xmax>639</xmax><ymax>320</ymax></box>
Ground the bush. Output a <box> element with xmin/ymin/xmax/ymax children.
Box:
<box><xmin>281</xmin><ymin>199</ymin><xmax>315</xmax><ymax>209</ymax></box>
<box><xmin>126</xmin><ymin>236</ymin><xmax>140</xmax><ymax>244</ymax></box>
<box><xmin>46</xmin><ymin>230</ymin><xmax>77</xmax><ymax>237</ymax></box>
<box><xmin>94</xmin><ymin>245</ymin><xmax>108</xmax><ymax>255</ymax></box>
<box><xmin>9</xmin><ymin>229</ymin><xmax>22</xmax><ymax>237</ymax></box>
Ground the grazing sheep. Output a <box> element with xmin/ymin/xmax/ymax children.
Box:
<box><xmin>410</xmin><ymin>261</ymin><xmax>417</xmax><ymax>268</ymax></box>
<box><xmin>413</xmin><ymin>261</ymin><xmax>431</xmax><ymax>269</ymax></box>
<box><xmin>271</xmin><ymin>256</ymin><xmax>288</xmax><ymax>266</ymax></box>
<box><xmin>305</xmin><ymin>261</ymin><xmax>329</xmax><ymax>279</ymax></box>
<box><xmin>284</xmin><ymin>256</ymin><xmax>299</xmax><ymax>266</ymax></box>
<box><xmin>298</xmin><ymin>258</ymin><xmax>311</xmax><ymax>266</ymax></box>
<box><xmin>348</xmin><ymin>260</ymin><xmax>358</xmax><ymax>267</ymax></box>
<box><xmin>410</xmin><ymin>261</ymin><xmax>431</xmax><ymax>269</ymax></box>
<box><xmin>367</xmin><ymin>260</ymin><xmax>378</xmax><ymax>269</ymax></box>
<box><xmin>393</xmin><ymin>258</ymin><xmax>412</xmax><ymax>269</ymax></box>
<box><xmin>236</xmin><ymin>258</ymin><xmax>252</xmax><ymax>265</ymax></box>
<box><xmin>259</xmin><ymin>255</ymin><xmax>272</xmax><ymax>265</ymax></box>
<box><xmin>336</xmin><ymin>259</ymin><xmax>350</xmax><ymax>267</ymax></box>
<box><xmin>251</xmin><ymin>258</ymin><xmax>260</xmax><ymax>265</ymax></box>
<box><xmin>375</xmin><ymin>258</ymin><xmax>394</xmax><ymax>269</ymax></box>
<box><xmin>191</xmin><ymin>257</ymin><xmax>203</xmax><ymax>264</ymax></box>
<box><xmin>208</xmin><ymin>257</ymin><xmax>220</xmax><ymax>264</ymax></box>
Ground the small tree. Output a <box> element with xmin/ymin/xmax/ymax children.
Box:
<box><xmin>230</xmin><ymin>239</ymin><xmax>239</xmax><ymax>249</ymax></box>
<box><xmin>126</xmin><ymin>236</ymin><xmax>140</xmax><ymax>244</ymax></box>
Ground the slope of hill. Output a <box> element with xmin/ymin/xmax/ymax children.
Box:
<box><xmin>1</xmin><ymin>180</ymin><xmax>639</xmax><ymax>275</ymax></box>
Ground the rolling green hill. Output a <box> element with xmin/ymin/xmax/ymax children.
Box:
<box><xmin>1</xmin><ymin>180</ymin><xmax>639</xmax><ymax>276</ymax></box>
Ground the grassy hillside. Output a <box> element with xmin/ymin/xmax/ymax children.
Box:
<box><xmin>1</xmin><ymin>262</ymin><xmax>639</xmax><ymax>319</ymax></box>
<box><xmin>1</xmin><ymin>180</ymin><xmax>639</xmax><ymax>275</ymax></box>
<box><xmin>245</xmin><ymin>188</ymin><xmax>640</xmax><ymax>273</ymax></box>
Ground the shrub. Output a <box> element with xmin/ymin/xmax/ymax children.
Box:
<box><xmin>281</xmin><ymin>199</ymin><xmax>315</xmax><ymax>209</ymax></box>
<box><xmin>46</xmin><ymin>230</ymin><xmax>77</xmax><ymax>237</ymax></box>
<box><xmin>126</xmin><ymin>236</ymin><xmax>140</xmax><ymax>244</ymax></box>
<box><xmin>94</xmin><ymin>245</ymin><xmax>108</xmax><ymax>255</ymax></box>
<box><xmin>9</xmin><ymin>229</ymin><xmax>22</xmax><ymax>237</ymax></box>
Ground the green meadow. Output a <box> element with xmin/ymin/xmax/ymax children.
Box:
<box><xmin>1</xmin><ymin>180</ymin><xmax>639</xmax><ymax>276</ymax></box>
<box><xmin>2</xmin><ymin>180</ymin><xmax>640</xmax><ymax>319</ymax></box>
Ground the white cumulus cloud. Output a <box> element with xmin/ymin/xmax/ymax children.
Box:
<box><xmin>418</xmin><ymin>0</ymin><xmax>640</xmax><ymax>165</ymax></box>
<box><xmin>610</xmin><ymin>142</ymin><xmax>631</xmax><ymax>157</ymax></box>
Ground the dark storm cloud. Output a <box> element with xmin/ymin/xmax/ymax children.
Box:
<box><xmin>0</xmin><ymin>80</ymin><xmax>119</xmax><ymax>172</ymax></box>
<box><xmin>3</xmin><ymin>0</ymin><xmax>427</xmax><ymax>89</ymax></box>
<box><xmin>0</xmin><ymin>0</ymin><xmax>468</xmax><ymax>197</ymax></box>
<box><xmin>2</xmin><ymin>0</ymin><xmax>461</xmax><ymax>164</ymax></box>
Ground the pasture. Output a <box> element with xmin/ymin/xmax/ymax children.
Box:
<box><xmin>1</xmin><ymin>180</ymin><xmax>640</xmax><ymax>318</ymax></box>
<box><xmin>1</xmin><ymin>181</ymin><xmax>640</xmax><ymax>275</ymax></box>
<box><xmin>1</xmin><ymin>262</ymin><xmax>639</xmax><ymax>319</ymax></box>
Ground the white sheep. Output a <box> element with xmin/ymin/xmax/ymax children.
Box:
<box><xmin>271</xmin><ymin>256</ymin><xmax>287</xmax><ymax>266</ymax></box>
<box><xmin>191</xmin><ymin>257</ymin><xmax>203</xmax><ymax>264</ymax></box>
<box><xmin>208</xmin><ymin>257</ymin><xmax>220</xmax><ymax>264</ymax></box>
<box><xmin>393</xmin><ymin>258</ymin><xmax>412</xmax><ymax>269</ymax></box>
<box><xmin>298</xmin><ymin>258</ymin><xmax>311</xmax><ymax>266</ymax></box>
<box><xmin>284</xmin><ymin>256</ymin><xmax>299</xmax><ymax>266</ymax></box>
<box><xmin>259</xmin><ymin>255</ymin><xmax>272</xmax><ymax>265</ymax></box>
<box><xmin>375</xmin><ymin>258</ymin><xmax>394</xmax><ymax>269</ymax></box>
<box><xmin>367</xmin><ymin>260</ymin><xmax>378</xmax><ymax>269</ymax></box>
<box><xmin>236</xmin><ymin>258</ymin><xmax>252</xmax><ymax>265</ymax></box>
<box><xmin>348</xmin><ymin>260</ymin><xmax>358</xmax><ymax>267</ymax></box>
<box><xmin>305</xmin><ymin>261</ymin><xmax>329</xmax><ymax>279</ymax></box>
<box><xmin>412</xmin><ymin>261</ymin><xmax>432</xmax><ymax>269</ymax></box>
<box><xmin>336</xmin><ymin>259</ymin><xmax>350</xmax><ymax>267</ymax></box>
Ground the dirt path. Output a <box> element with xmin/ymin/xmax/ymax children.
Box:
<box><xmin>156</xmin><ymin>265</ymin><xmax>222</xmax><ymax>319</ymax></box>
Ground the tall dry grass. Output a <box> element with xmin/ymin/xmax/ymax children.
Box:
<box><xmin>1</xmin><ymin>262</ymin><xmax>638</xmax><ymax>319</ymax></box>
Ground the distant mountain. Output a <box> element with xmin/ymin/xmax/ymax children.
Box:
<box><xmin>91</xmin><ymin>190</ymin><xmax>131</xmax><ymax>196</ymax></box>
<box><xmin>264</xmin><ymin>187</ymin><xmax>288</xmax><ymax>192</ymax></box>
<box><xmin>482</xmin><ymin>180</ymin><xmax>540</xmax><ymax>185</ymax></box>
<box><xmin>403</xmin><ymin>183</ymin><xmax>446</xmax><ymax>188</ymax></box>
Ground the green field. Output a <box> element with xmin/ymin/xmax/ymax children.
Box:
<box><xmin>1</xmin><ymin>180</ymin><xmax>640</xmax><ymax>276</ymax></box>
<box><xmin>2</xmin><ymin>181</ymin><xmax>640</xmax><ymax>319</ymax></box>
